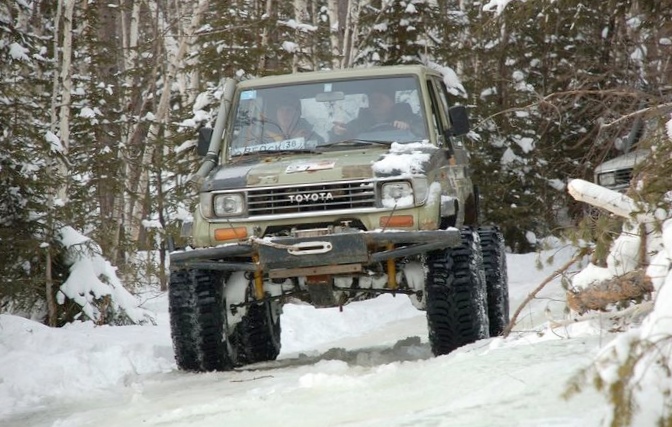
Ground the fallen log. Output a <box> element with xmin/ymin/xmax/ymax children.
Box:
<box><xmin>566</xmin><ymin>269</ymin><xmax>653</xmax><ymax>314</ymax></box>
<box><xmin>549</xmin><ymin>301</ymin><xmax>654</xmax><ymax>330</ymax></box>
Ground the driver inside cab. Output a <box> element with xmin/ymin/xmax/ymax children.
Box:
<box><xmin>330</xmin><ymin>88</ymin><xmax>419</xmax><ymax>140</ymax></box>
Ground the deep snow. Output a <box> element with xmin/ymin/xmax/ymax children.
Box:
<box><xmin>1</xmin><ymin>244</ymin><xmax>626</xmax><ymax>427</ymax></box>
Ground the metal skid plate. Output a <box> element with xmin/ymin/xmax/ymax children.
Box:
<box><xmin>257</xmin><ymin>233</ymin><xmax>369</xmax><ymax>270</ymax></box>
<box><xmin>268</xmin><ymin>263</ymin><xmax>361</xmax><ymax>279</ymax></box>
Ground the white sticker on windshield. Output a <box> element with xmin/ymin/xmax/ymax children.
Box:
<box><xmin>240</xmin><ymin>90</ymin><xmax>256</xmax><ymax>100</ymax></box>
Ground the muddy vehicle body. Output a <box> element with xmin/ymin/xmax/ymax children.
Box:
<box><xmin>168</xmin><ymin>65</ymin><xmax>509</xmax><ymax>371</ymax></box>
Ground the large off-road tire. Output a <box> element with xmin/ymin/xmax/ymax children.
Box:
<box><xmin>233</xmin><ymin>298</ymin><xmax>282</xmax><ymax>365</ymax></box>
<box><xmin>168</xmin><ymin>269</ymin><xmax>235</xmax><ymax>372</ymax></box>
<box><xmin>426</xmin><ymin>228</ymin><xmax>489</xmax><ymax>356</ymax></box>
<box><xmin>478</xmin><ymin>226</ymin><xmax>510</xmax><ymax>337</ymax></box>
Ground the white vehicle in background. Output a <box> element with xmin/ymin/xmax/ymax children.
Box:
<box><xmin>594</xmin><ymin>149</ymin><xmax>650</xmax><ymax>192</ymax></box>
<box><xmin>594</xmin><ymin>114</ymin><xmax>651</xmax><ymax>192</ymax></box>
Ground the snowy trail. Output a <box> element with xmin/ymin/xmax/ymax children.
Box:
<box><xmin>2</xmin><ymin>247</ymin><xmax>615</xmax><ymax>426</ymax></box>
<box><xmin>5</xmin><ymin>314</ymin><xmax>610</xmax><ymax>427</ymax></box>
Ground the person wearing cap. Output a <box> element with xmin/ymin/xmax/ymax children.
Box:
<box><xmin>331</xmin><ymin>89</ymin><xmax>419</xmax><ymax>139</ymax></box>
<box><xmin>265</xmin><ymin>98</ymin><xmax>322</xmax><ymax>143</ymax></box>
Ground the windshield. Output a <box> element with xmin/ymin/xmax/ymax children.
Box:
<box><xmin>228</xmin><ymin>76</ymin><xmax>428</xmax><ymax>156</ymax></box>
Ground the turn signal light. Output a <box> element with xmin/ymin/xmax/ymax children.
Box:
<box><xmin>214</xmin><ymin>227</ymin><xmax>248</xmax><ymax>241</ymax></box>
<box><xmin>379</xmin><ymin>215</ymin><xmax>414</xmax><ymax>228</ymax></box>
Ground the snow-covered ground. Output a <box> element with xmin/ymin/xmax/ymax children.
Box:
<box><xmin>0</xmin><ymin>245</ymin><xmax>631</xmax><ymax>426</ymax></box>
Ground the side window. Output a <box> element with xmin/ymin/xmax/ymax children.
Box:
<box><xmin>434</xmin><ymin>79</ymin><xmax>466</xmax><ymax>149</ymax></box>
<box><xmin>427</xmin><ymin>78</ymin><xmax>451</xmax><ymax>149</ymax></box>
<box><xmin>435</xmin><ymin>81</ymin><xmax>452</xmax><ymax>123</ymax></box>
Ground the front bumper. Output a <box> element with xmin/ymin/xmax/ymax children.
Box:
<box><xmin>170</xmin><ymin>229</ymin><xmax>461</xmax><ymax>274</ymax></box>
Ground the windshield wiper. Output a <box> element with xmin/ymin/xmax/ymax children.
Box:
<box><xmin>319</xmin><ymin>139</ymin><xmax>394</xmax><ymax>148</ymax></box>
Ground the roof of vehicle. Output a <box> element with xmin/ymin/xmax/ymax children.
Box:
<box><xmin>236</xmin><ymin>65</ymin><xmax>441</xmax><ymax>89</ymax></box>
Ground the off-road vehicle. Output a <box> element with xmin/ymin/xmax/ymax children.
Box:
<box><xmin>168</xmin><ymin>65</ymin><xmax>509</xmax><ymax>371</ymax></box>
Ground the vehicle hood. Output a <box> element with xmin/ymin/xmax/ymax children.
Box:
<box><xmin>594</xmin><ymin>149</ymin><xmax>650</xmax><ymax>174</ymax></box>
<box><xmin>203</xmin><ymin>142</ymin><xmax>440</xmax><ymax>191</ymax></box>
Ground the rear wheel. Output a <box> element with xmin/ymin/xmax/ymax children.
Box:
<box><xmin>478</xmin><ymin>226</ymin><xmax>510</xmax><ymax>336</ymax></box>
<box><xmin>233</xmin><ymin>294</ymin><xmax>282</xmax><ymax>365</ymax></box>
<box><xmin>168</xmin><ymin>269</ymin><xmax>235</xmax><ymax>372</ymax></box>
<box><xmin>426</xmin><ymin>228</ymin><xmax>489</xmax><ymax>356</ymax></box>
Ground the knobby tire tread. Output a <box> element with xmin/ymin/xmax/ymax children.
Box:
<box><xmin>234</xmin><ymin>301</ymin><xmax>281</xmax><ymax>365</ymax></box>
<box><xmin>169</xmin><ymin>269</ymin><xmax>234</xmax><ymax>372</ymax></box>
<box><xmin>478</xmin><ymin>226</ymin><xmax>510</xmax><ymax>337</ymax></box>
<box><xmin>426</xmin><ymin>229</ymin><xmax>489</xmax><ymax>356</ymax></box>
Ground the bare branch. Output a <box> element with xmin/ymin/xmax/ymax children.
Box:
<box><xmin>503</xmin><ymin>248</ymin><xmax>589</xmax><ymax>338</ymax></box>
<box><xmin>600</xmin><ymin>102</ymin><xmax>672</xmax><ymax>129</ymax></box>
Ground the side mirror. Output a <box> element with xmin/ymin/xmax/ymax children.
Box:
<box><xmin>448</xmin><ymin>106</ymin><xmax>470</xmax><ymax>136</ymax></box>
<box><xmin>197</xmin><ymin>127</ymin><xmax>213</xmax><ymax>157</ymax></box>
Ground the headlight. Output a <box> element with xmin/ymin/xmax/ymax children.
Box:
<box><xmin>213</xmin><ymin>193</ymin><xmax>245</xmax><ymax>217</ymax></box>
<box><xmin>381</xmin><ymin>181</ymin><xmax>414</xmax><ymax>208</ymax></box>
<box><xmin>598</xmin><ymin>172</ymin><xmax>616</xmax><ymax>187</ymax></box>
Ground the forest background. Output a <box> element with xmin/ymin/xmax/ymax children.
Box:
<box><xmin>1</xmin><ymin>0</ymin><xmax>671</xmax><ymax>326</ymax></box>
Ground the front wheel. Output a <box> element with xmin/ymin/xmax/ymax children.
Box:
<box><xmin>425</xmin><ymin>228</ymin><xmax>489</xmax><ymax>356</ymax></box>
<box><xmin>168</xmin><ymin>269</ymin><xmax>235</xmax><ymax>372</ymax></box>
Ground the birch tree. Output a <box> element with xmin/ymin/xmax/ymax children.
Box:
<box><xmin>43</xmin><ymin>0</ymin><xmax>75</xmax><ymax>326</ymax></box>
<box><xmin>326</xmin><ymin>0</ymin><xmax>342</xmax><ymax>69</ymax></box>
<box><xmin>125</xmin><ymin>0</ymin><xmax>210</xmax><ymax>249</ymax></box>
<box><xmin>106</xmin><ymin>0</ymin><xmax>142</xmax><ymax>265</ymax></box>
<box><xmin>341</xmin><ymin>0</ymin><xmax>361</xmax><ymax>68</ymax></box>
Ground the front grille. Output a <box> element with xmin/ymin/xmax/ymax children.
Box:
<box><xmin>600</xmin><ymin>168</ymin><xmax>634</xmax><ymax>190</ymax></box>
<box><xmin>247</xmin><ymin>181</ymin><xmax>376</xmax><ymax>216</ymax></box>
<box><xmin>613</xmin><ymin>168</ymin><xmax>633</xmax><ymax>186</ymax></box>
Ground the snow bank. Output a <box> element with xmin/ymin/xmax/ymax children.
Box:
<box><xmin>0</xmin><ymin>312</ymin><xmax>174</xmax><ymax>416</ymax></box>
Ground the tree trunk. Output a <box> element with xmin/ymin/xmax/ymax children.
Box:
<box><xmin>566</xmin><ymin>270</ymin><xmax>653</xmax><ymax>314</ymax></box>
<box><xmin>126</xmin><ymin>0</ymin><xmax>209</xmax><ymax>244</ymax></box>
<box><xmin>57</xmin><ymin>0</ymin><xmax>75</xmax><ymax>202</ymax></box>
<box><xmin>341</xmin><ymin>0</ymin><xmax>360</xmax><ymax>68</ymax></box>
<box><xmin>258</xmin><ymin>0</ymin><xmax>274</xmax><ymax>72</ymax></box>
<box><xmin>327</xmin><ymin>0</ymin><xmax>342</xmax><ymax>69</ymax></box>
<box><xmin>44</xmin><ymin>0</ymin><xmax>75</xmax><ymax>327</ymax></box>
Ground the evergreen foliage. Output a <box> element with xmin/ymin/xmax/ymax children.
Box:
<box><xmin>355</xmin><ymin>0</ymin><xmax>438</xmax><ymax>66</ymax></box>
<box><xmin>0</xmin><ymin>1</ymin><xmax>57</xmax><ymax>319</ymax></box>
<box><xmin>1</xmin><ymin>0</ymin><xmax>671</xmax><ymax>332</ymax></box>
<box><xmin>436</xmin><ymin>0</ymin><xmax>671</xmax><ymax>251</ymax></box>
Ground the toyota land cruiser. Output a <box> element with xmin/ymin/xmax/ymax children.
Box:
<box><xmin>168</xmin><ymin>65</ymin><xmax>509</xmax><ymax>371</ymax></box>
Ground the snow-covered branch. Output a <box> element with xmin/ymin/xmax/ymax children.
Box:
<box><xmin>567</xmin><ymin>179</ymin><xmax>654</xmax><ymax>222</ymax></box>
